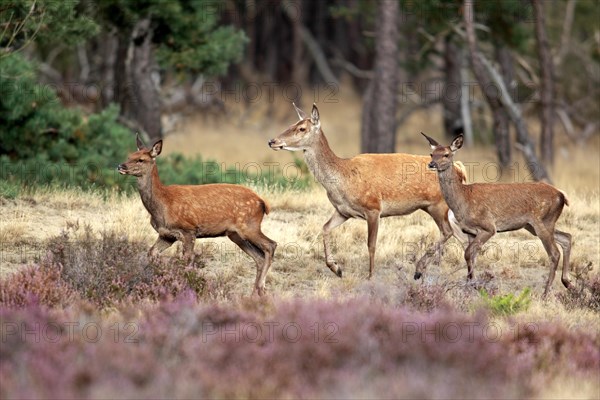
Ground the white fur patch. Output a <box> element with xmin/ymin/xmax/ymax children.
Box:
<box><xmin>448</xmin><ymin>209</ymin><xmax>468</xmax><ymax>243</ymax></box>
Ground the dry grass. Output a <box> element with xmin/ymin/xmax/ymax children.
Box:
<box><xmin>2</xmin><ymin>88</ymin><xmax>598</xmax><ymax>292</ymax></box>
<box><xmin>1</xmin><ymin>142</ymin><xmax>598</xmax><ymax>307</ymax></box>
<box><xmin>1</xmin><ymin>86</ymin><xmax>599</xmax><ymax>397</ymax></box>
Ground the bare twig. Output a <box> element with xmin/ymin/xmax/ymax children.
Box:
<box><xmin>117</xmin><ymin>116</ymin><xmax>150</xmax><ymax>141</ymax></box>
<box><xmin>556</xmin><ymin>0</ymin><xmax>577</xmax><ymax>66</ymax></box>
<box><xmin>77</xmin><ymin>44</ymin><xmax>90</xmax><ymax>82</ymax></box>
<box><xmin>396</xmin><ymin>97</ymin><xmax>440</xmax><ymax>127</ymax></box>
<box><xmin>281</xmin><ymin>0</ymin><xmax>338</xmax><ymax>85</ymax></box>
<box><xmin>331</xmin><ymin>51</ymin><xmax>373</xmax><ymax>80</ymax></box>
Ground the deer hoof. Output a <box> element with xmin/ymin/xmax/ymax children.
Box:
<box><xmin>414</xmin><ymin>272</ymin><xmax>422</xmax><ymax>280</ymax></box>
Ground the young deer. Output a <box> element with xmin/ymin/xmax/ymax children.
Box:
<box><xmin>268</xmin><ymin>103</ymin><xmax>466</xmax><ymax>279</ymax></box>
<box><xmin>422</xmin><ymin>133</ymin><xmax>572</xmax><ymax>296</ymax></box>
<box><xmin>118</xmin><ymin>134</ymin><xmax>277</xmax><ymax>296</ymax></box>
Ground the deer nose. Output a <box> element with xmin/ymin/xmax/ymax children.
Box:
<box><xmin>268</xmin><ymin>139</ymin><xmax>276</xmax><ymax>146</ymax></box>
<box><xmin>428</xmin><ymin>161</ymin><xmax>437</xmax><ymax>170</ymax></box>
<box><xmin>117</xmin><ymin>163</ymin><xmax>127</xmax><ymax>171</ymax></box>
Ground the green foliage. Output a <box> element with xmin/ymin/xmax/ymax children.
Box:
<box><xmin>0</xmin><ymin>53</ymin><xmax>309</xmax><ymax>195</ymax></box>
<box><xmin>480</xmin><ymin>287</ymin><xmax>532</xmax><ymax>316</ymax></box>
<box><xmin>97</xmin><ymin>0</ymin><xmax>247</xmax><ymax>75</ymax></box>
<box><xmin>156</xmin><ymin>153</ymin><xmax>241</xmax><ymax>185</ymax></box>
<box><xmin>475</xmin><ymin>0</ymin><xmax>532</xmax><ymax>51</ymax></box>
<box><xmin>0</xmin><ymin>53</ymin><xmax>132</xmax><ymax>192</ymax></box>
<box><xmin>0</xmin><ymin>0</ymin><xmax>99</xmax><ymax>56</ymax></box>
<box><xmin>154</xmin><ymin>153</ymin><xmax>313</xmax><ymax>190</ymax></box>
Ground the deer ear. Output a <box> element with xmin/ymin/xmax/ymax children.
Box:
<box><xmin>150</xmin><ymin>140</ymin><xmax>162</xmax><ymax>158</ymax></box>
<box><xmin>136</xmin><ymin>132</ymin><xmax>146</xmax><ymax>150</ymax></box>
<box><xmin>311</xmin><ymin>103</ymin><xmax>320</xmax><ymax>128</ymax></box>
<box><xmin>450</xmin><ymin>135</ymin><xmax>464</xmax><ymax>152</ymax></box>
<box><xmin>293</xmin><ymin>102</ymin><xmax>307</xmax><ymax>120</ymax></box>
<box><xmin>421</xmin><ymin>132</ymin><xmax>439</xmax><ymax>150</ymax></box>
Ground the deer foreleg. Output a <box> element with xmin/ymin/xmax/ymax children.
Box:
<box><xmin>149</xmin><ymin>236</ymin><xmax>176</xmax><ymax>258</ymax></box>
<box><xmin>322</xmin><ymin>210</ymin><xmax>348</xmax><ymax>278</ymax></box>
<box><xmin>366</xmin><ymin>211</ymin><xmax>380</xmax><ymax>279</ymax></box>
<box><xmin>464</xmin><ymin>229</ymin><xmax>494</xmax><ymax>280</ymax></box>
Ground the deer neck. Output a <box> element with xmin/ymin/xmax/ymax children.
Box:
<box><xmin>437</xmin><ymin>165</ymin><xmax>469</xmax><ymax>219</ymax></box>
<box><xmin>303</xmin><ymin>130</ymin><xmax>345</xmax><ymax>190</ymax></box>
<box><xmin>137</xmin><ymin>164</ymin><xmax>166</xmax><ymax>223</ymax></box>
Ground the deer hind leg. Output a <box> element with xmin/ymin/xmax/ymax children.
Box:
<box><xmin>233</xmin><ymin>226</ymin><xmax>277</xmax><ymax>297</ymax></box>
<box><xmin>554</xmin><ymin>230</ymin><xmax>573</xmax><ymax>290</ymax></box>
<box><xmin>464</xmin><ymin>228</ymin><xmax>495</xmax><ymax>280</ymax></box>
<box><xmin>322</xmin><ymin>210</ymin><xmax>349</xmax><ymax>278</ymax></box>
<box><xmin>149</xmin><ymin>236</ymin><xmax>176</xmax><ymax>258</ymax></box>
<box><xmin>227</xmin><ymin>231</ymin><xmax>266</xmax><ymax>296</ymax></box>
<box><xmin>251</xmin><ymin>231</ymin><xmax>277</xmax><ymax>297</ymax></box>
<box><xmin>530</xmin><ymin>223</ymin><xmax>562</xmax><ymax>297</ymax></box>
<box><xmin>414</xmin><ymin>204</ymin><xmax>454</xmax><ymax>280</ymax></box>
<box><xmin>366</xmin><ymin>211</ymin><xmax>380</xmax><ymax>279</ymax></box>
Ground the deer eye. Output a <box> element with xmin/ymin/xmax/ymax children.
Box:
<box><xmin>299</xmin><ymin>127</ymin><xmax>305</xmax><ymax>132</ymax></box>
<box><xmin>444</xmin><ymin>154</ymin><xmax>449</xmax><ymax>158</ymax></box>
<box><xmin>137</xmin><ymin>159</ymin><xmax>144</xmax><ymax>163</ymax></box>
<box><xmin>429</xmin><ymin>153</ymin><xmax>433</xmax><ymax>157</ymax></box>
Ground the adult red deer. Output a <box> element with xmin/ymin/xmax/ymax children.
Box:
<box><xmin>422</xmin><ymin>132</ymin><xmax>572</xmax><ymax>296</ymax></box>
<box><xmin>118</xmin><ymin>134</ymin><xmax>277</xmax><ymax>296</ymax></box>
<box><xmin>268</xmin><ymin>103</ymin><xmax>466</xmax><ymax>279</ymax></box>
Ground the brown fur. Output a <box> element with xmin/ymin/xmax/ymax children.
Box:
<box><xmin>269</xmin><ymin>104</ymin><xmax>464</xmax><ymax>278</ymax></box>
<box><xmin>118</xmin><ymin>135</ymin><xmax>277</xmax><ymax>296</ymax></box>
<box><xmin>423</xmin><ymin>132</ymin><xmax>572</xmax><ymax>296</ymax></box>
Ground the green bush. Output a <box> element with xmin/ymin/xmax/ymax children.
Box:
<box><xmin>0</xmin><ymin>53</ymin><xmax>311</xmax><ymax>195</ymax></box>
<box><xmin>480</xmin><ymin>287</ymin><xmax>532</xmax><ymax>316</ymax></box>
<box><xmin>0</xmin><ymin>53</ymin><xmax>134</xmax><ymax>192</ymax></box>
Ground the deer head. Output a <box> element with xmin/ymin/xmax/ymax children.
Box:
<box><xmin>422</xmin><ymin>132</ymin><xmax>463</xmax><ymax>172</ymax></box>
<box><xmin>268</xmin><ymin>103</ymin><xmax>321</xmax><ymax>151</ymax></box>
<box><xmin>117</xmin><ymin>133</ymin><xmax>163</xmax><ymax>177</ymax></box>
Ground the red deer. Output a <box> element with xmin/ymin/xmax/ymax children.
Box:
<box><xmin>268</xmin><ymin>103</ymin><xmax>466</xmax><ymax>279</ymax></box>
<box><xmin>118</xmin><ymin>134</ymin><xmax>277</xmax><ymax>296</ymax></box>
<box><xmin>422</xmin><ymin>132</ymin><xmax>572</xmax><ymax>296</ymax></box>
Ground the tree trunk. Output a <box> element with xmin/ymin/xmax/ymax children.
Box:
<box><xmin>129</xmin><ymin>18</ymin><xmax>162</xmax><ymax>142</ymax></box>
<box><xmin>114</xmin><ymin>32</ymin><xmax>132</xmax><ymax>116</ymax></box>
<box><xmin>494</xmin><ymin>45</ymin><xmax>515</xmax><ymax>167</ymax></box>
<box><xmin>98</xmin><ymin>31</ymin><xmax>117</xmax><ymax>109</ymax></box>
<box><xmin>463</xmin><ymin>0</ymin><xmax>550</xmax><ymax>182</ymax></box>
<box><xmin>532</xmin><ymin>0</ymin><xmax>556</xmax><ymax>165</ymax></box>
<box><xmin>459</xmin><ymin>48</ymin><xmax>474</xmax><ymax>146</ymax></box>
<box><xmin>361</xmin><ymin>0</ymin><xmax>399</xmax><ymax>153</ymax></box>
<box><xmin>290</xmin><ymin>0</ymin><xmax>307</xmax><ymax>89</ymax></box>
<box><xmin>443</xmin><ymin>35</ymin><xmax>463</xmax><ymax>138</ymax></box>
<box><xmin>492</xmin><ymin>107</ymin><xmax>511</xmax><ymax>167</ymax></box>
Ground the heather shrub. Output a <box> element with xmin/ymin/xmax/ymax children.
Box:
<box><xmin>557</xmin><ymin>262</ymin><xmax>600</xmax><ymax>311</ymax></box>
<box><xmin>0</xmin><ymin>227</ymin><xmax>214</xmax><ymax>308</ymax></box>
<box><xmin>48</xmin><ymin>228</ymin><xmax>210</xmax><ymax>307</ymax></box>
<box><xmin>0</xmin><ymin>262</ymin><xmax>76</xmax><ymax>308</ymax></box>
<box><xmin>1</xmin><ymin>297</ymin><xmax>598</xmax><ymax>399</ymax></box>
<box><xmin>480</xmin><ymin>287</ymin><xmax>532</xmax><ymax>316</ymax></box>
<box><xmin>403</xmin><ymin>282</ymin><xmax>450</xmax><ymax>311</ymax></box>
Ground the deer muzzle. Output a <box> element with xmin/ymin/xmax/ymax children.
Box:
<box><xmin>427</xmin><ymin>161</ymin><xmax>437</xmax><ymax>170</ymax></box>
<box><xmin>117</xmin><ymin>163</ymin><xmax>128</xmax><ymax>174</ymax></box>
<box><xmin>268</xmin><ymin>138</ymin><xmax>285</xmax><ymax>150</ymax></box>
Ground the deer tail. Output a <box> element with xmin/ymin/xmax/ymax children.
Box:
<box><xmin>559</xmin><ymin>190</ymin><xmax>570</xmax><ymax>207</ymax></box>
<box><xmin>261</xmin><ymin>198</ymin><xmax>271</xmax><ymax>215</ymax></box>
